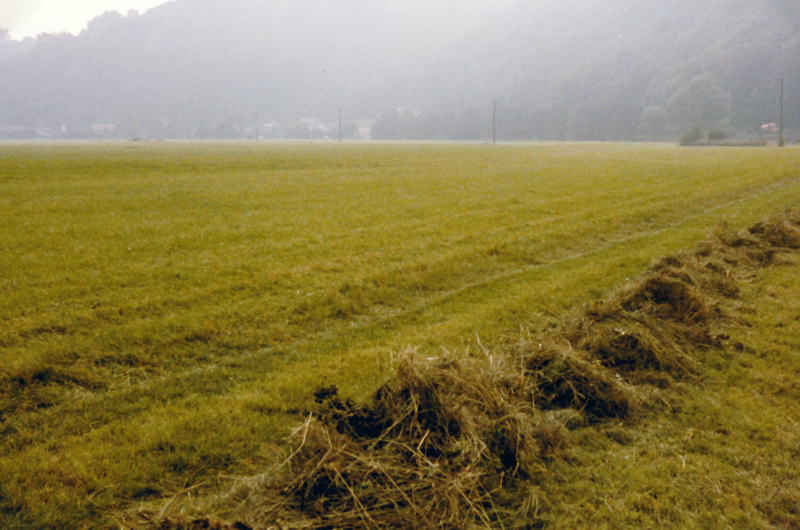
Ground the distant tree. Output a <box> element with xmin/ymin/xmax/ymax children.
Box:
<box><xmin>708</xmin><ymin>129</ymin><xmax>728</xmax><ymax>141</ymax></box>
<box><xmin>639</xmin><ymin>106</ymin><xmax>670</xmax><ymax>141</ymax></box>
<box><xmin>679</xmin><ymin>125</ymin><xmax>705</xmax><ymax>146</ymax></box>
<box><xmin>372</xmin><ymin>109</ymin><xmax>415</xmax><ymax>140</ymax></box>
<box><xmin>309</xmin><ymin>126</ymin><xmax>327</xmax><ymax>140</ymax></box>
<box><xmin>286</xmin><ymin>122</ymin><xmax>312</xmax><ymax>140</ymax></box>
<box><xmin>667</xmin><ymin>75</ymin><xmax>732</xmax><ymax>132</ymax></box>
<box><xmin>216</xmin><ymin>110</ymin><xmax>247</xmax><ymax>139</ymax></box>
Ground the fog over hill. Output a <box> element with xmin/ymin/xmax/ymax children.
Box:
<box><xmin>0</xmin><ymin>0</ymin><xmax>797</xmax><ymax>140</ymax></box>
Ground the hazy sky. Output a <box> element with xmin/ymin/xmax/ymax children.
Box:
<box><xmin>0</xmin><ymin>0</ymin><xmax>169</xmax><ymax>39</ymax></box>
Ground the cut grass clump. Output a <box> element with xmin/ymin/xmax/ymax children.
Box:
<box><xmin>518</xmin><ymin>343</ymin><xmax>640</xmax><ymax>418</ymax></box>
<box><xmin>558</xmin><ymin>210</ymin><xmax>800</xmax><ymax>387</ymax></box>
<box><xmin>214</xmin><ymin>350</ymin><xmax>561</xmax><ymax>530</ymax></box>
<box><xmin>747</xmin><ymin>215</ymin><xmax>800</xmax><ymax>249</ymax></box>
<box><xmin>140</xmin><ymin>209</ymin><xmax>800</xmax><ymax>529</ymax></box>
<box><xmin>565</xmin><ymin>269</ymin><xmax>712</xmax><ymax>381</ymax></box>
<box><xmin>710</xmin><ymin>211</ymin><xmax>800</xmax><ymax>266</ymax></box>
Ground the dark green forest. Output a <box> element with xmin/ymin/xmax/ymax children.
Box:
<box><xmin>0</xmin><ymin>0</ymin><xmax>797</xmax><ymax>141</ymax></box>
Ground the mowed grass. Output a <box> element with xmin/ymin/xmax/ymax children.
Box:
<box><xmin>1</xmin><ymin>141</ymin><xmax>799</xmax><ymax>528</ymax></box>
<box><xmin>535</xmin><ymin>253</ymin><xmax>800</xmax><ymax>529</ymax></box>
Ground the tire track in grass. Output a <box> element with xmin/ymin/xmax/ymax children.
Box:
<box><xmin>4</xmin><ymin>171</ymin><xmax>799</xmax><ymax>439</ymax></box>
<box><xmin>10</xmin><ymin>169</ymin><xmax>794</xmax><ymax>456</ymax></box>
<box><xmin>2</xmin><ymin>144</ymin><xmax>800</xmax><ymax>528</ymax></box>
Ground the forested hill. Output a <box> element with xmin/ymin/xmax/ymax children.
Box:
<box><xmin>401</xmin><ymin>0</ymin><xmax>800</xmax><ymax>141</ymax></box>
<box><xmin>0</xmin><ymin>0</ymin><xmax>797</xmax><ymax>141</ymax></box>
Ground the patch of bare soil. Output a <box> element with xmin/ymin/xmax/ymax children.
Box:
<box><xmin>146</xmin><ymin>210</ymin><xmax>800</xmax><ymax>530</ymax></box>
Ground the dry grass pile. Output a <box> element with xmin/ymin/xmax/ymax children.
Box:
<box><xmin>147</xmin><ymin>211</ymin><xmax>800</xmax><ymax>530</ymax></box>
<box><xmin>520</xmin><ymin>344</ymin><xmax>641</xmax><ymax>419</ymax></box>
<box><xmin>219</xmin><ymin>350</ymin><xmax>562</xmax><ymax>529</ymax></box>
<box><xmin>545</xmin><ymin>210</ymin><xmax>799</xmax><ymax>391</ymax></box>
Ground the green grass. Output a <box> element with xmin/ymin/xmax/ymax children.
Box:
<box><xmin>1</xmin><ymin>141</ymin><xmax>800</xmax><ymax>528</ymax></box>
<box><xmin>534</xmin><ymin>257</ymin><xmax>800</xmax><ymax>529</ymax></box>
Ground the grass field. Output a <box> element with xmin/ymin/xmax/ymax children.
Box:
<box><xmin>1</xmin><ymin>141</ymin><xmax>800</xmax><ymax>529</ymax></box>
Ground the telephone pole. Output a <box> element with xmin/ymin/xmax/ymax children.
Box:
<box><xmin>779</xmin><ymin>78</ymin><xmax>785</xmax><ymax>147</ymax></box>
<box><xmin>492</xmin><ymin>99</ymin><xmax>497</xmax><ymax>144</ymax></box>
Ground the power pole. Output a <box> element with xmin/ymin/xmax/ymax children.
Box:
<box><xmin>493</xmin><ymin>100</ymin><xmax>497</xmax><ymax>144</ymax></box>
<box><xmin>338</xmin><ymin>109</ymin><xmax>342</xmax><ymax>142</ymax></box>
<box><xmin>254</xmin><ymin>111</ymin><xmax>259</xmax><ymax>141</ymax></box>
<box><xmin>779</xmin><ymin>78</ymin><xmax>785</xmax><ymax>147</ymax></box>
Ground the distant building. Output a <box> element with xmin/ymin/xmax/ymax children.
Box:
<box><xmin>0</xmin><ymin>125</ymin><xmax>34</xmax><ymax>139</ymax></box>
<box><xmin>356</xmin><ymin>119</ymin><xmax>375</xmax><ymax>140</ymax></box>
<box><xmin>92</xmin><ymin>123</ymin><xmax>117</xmax><ymax>133</ymax></box>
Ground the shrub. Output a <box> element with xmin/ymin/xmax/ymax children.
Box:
<box><xmin>708</xmin><ymin>129</ymin><xmax>728</xmax><ymax>141</ymax></box>
<box><xmin>679</xmin><ymin>125</ymin><xmax>705</xmax><ymax>146</ymax></box>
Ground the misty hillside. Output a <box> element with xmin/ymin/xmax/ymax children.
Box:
<box><xmin>0</xmin><ymin>0</ymin><xmax>797</xmax><ymax>141</ymax></box>
<box><xmin>405</xmin><ymin>0</ymin><xmax>800</xmax><ymax>141</ymax></box>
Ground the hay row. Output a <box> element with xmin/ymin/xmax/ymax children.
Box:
<box><xmin>148</xmin><ymin>210</ymin><xmax>800</xmax><ymax>530</ymax></box>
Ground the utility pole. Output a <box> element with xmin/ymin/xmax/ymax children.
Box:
<box><xmin>254</xmin><ymin>111</ymin><xmax>259</xmax><ymax>141</ymax></box>
<box><xmin>493</xmin><ymin>99</ymin><xmax>497</xmax><ymax>144</ymax></box>
<box><xmin>779</xmin><ymin>78</ymin><xmax>785</xmax><ymax>147</ymax></box>
<box><xmin>338</xmin><ymin>109</ymin><xmax>342</xmax><ymax>142</ymax></box>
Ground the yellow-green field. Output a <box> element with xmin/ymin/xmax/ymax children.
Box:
<box><xmin>1</xmin><ymin>141</ymin><xmax>800</xmax><ymax>529</ymax></box>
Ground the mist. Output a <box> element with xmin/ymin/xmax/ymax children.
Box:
<box><xmin>0</xmin><ymin>0</ymin><xmax>797</xmax><ymax>141</ymax></box>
